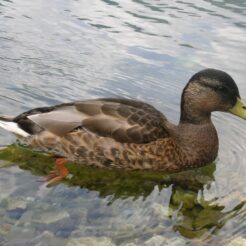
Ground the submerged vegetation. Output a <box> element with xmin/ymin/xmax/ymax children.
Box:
<box><xmin>0</xmin><ymin>144</ymin><xmax>244</xmax><ymax>241</ymax></box>
<box><xmin>0</xmin><ymin>144</ymin><xmax>215</xmax><ymax>198</ymax></box>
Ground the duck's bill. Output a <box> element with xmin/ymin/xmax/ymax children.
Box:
<box><xmin>229</xmin><ymin>97</ymin><xmax>246</xmax><ymax>120</ymax></box>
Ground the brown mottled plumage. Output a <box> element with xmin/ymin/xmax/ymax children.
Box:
<box><xmin>0</xmin><ymin>69</ymin><xmax>246</xmax><ymax>174</ymax></box>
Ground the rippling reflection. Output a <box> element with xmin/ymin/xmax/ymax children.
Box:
<box><xmin>0</xmin><ymin>0</ymin><xmax>246</xmax><ymax>245</ymax></box>
<box><xmin>0</xmin><ymin>144</ymin><xmax>245</xmax><ymax>245</ymax></box>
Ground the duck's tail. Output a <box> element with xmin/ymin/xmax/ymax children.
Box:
<box><xmin>0</xmin><ymin>115</ymin><xmax>30</xmax><ymax>137</ymax></box>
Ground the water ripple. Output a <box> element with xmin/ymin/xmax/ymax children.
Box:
<box><xmin>0</xmin><ymin>0</ymin><xmax>245</xmax><ymax>244</ymax></box>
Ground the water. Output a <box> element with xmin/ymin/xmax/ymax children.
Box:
<box><xmin>0</xmin><ymin>0</ymin><xmax>246</xmax><ymax>245</ymax></box>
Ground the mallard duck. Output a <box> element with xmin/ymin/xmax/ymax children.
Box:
<box><xmin>0</xmin><ymin>69</ymin><xmax>245</xmax><ymax>184</ymax></box>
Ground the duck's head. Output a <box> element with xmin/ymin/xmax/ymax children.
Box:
<box><xmin>180</xmin><ymin>68</ymin><xmax>246</xmax><ymax>124</ymax></box>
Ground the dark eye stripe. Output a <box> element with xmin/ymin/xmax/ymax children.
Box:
<box><xmin>198</xmin><ymin>81</ymin><xmax>228</xmax><ymax>92</ymax></box>
<box><xmin>198</xmin><ymin>81</ymin><xmax>219</xmax><ymax>90</ymax></box>
<box><xmin>216</xmin><ymin>86</ymin><xmax>228</xmax><ymax>92</ymax></box>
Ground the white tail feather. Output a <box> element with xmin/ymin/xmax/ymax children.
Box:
<box><xmin>0</xmin><ymin>121</ymin><xmax>30</xmax><ymax>137</ymax></box>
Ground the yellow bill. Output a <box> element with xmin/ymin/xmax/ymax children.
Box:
<box><xmin>229</xmin><ymin>97</ymin><xmax>246</xmax><ymax>120</ymax></box>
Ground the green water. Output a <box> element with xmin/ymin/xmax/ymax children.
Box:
<box><xmin>0</xmin><ymin>146</ymin><xmax>226</xmax><ymax>243</ymax></box>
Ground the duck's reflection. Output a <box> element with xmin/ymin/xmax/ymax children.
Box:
<box><xmin>0</xmin><ymin>144</ymin><xmax>244</xmax><ymax>241</ymax></box>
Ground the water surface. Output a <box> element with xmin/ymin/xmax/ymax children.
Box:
<box><xmin>0</xmin><ymin>0</ymin><xmax>246</xmax><ymax>245</ymax></box>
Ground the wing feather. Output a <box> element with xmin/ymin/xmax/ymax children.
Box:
<box><xmin>14</xmin><ymin>99</ymin><xmax>170</xmax><ymax>143</ymax></box>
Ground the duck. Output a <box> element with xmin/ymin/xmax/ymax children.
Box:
<box><xmin>0</xmin><ymin>68</ymin><xmax>245</xmax><ymax>184</ymax></box>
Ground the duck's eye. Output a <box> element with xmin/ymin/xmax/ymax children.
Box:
<box><xmin>216</xmin><ymin>86</ymin><xmax>228</xmax><ymax>93</ymax></box>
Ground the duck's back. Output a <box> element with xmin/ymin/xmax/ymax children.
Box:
<box><xmin>13</xmin><ymin>98</ymin><xmax>170</xmax><ymax>144</ymax></box>
<box><xmin>3</xmin><ymin>98</ymin><xmax>179</xmax><ymax>170</ymax></box>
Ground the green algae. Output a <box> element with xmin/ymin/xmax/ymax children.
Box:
<box><xmin>0</xmin><ymin>144</ymin><xmax>215</xmax><ymax>198</ymax></box>
<box><xmin>0</xmin><ymin>144</ymin><xmax>243</xmax><ymax>241</ymax></box>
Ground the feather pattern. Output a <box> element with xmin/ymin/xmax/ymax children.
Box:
<box><xmin>14</xmin><ymin>98</ymin><xmax>170</xmax><ymax>143</ymax></box>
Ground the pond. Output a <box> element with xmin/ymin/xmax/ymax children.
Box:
<box><xmin>0</xmin><ymin>0</ymin><xmax>246</xmax><ymax>245</ymax></box>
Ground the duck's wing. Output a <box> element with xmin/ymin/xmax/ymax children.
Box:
<box><xmin>14</xmin><ymin>98</ymin><xmax>170</xmax><ymax>143</ymax></box>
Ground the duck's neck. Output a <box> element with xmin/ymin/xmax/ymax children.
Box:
<box><xmin>179</xmin><ymin>84</ymin><xmax>212</xmax><ymax>125</ymax></box>
<box><xmin>180</xmin><ymin>111</ymin><xmax>211</xmax><ymax>125</ymax></box>
<box><xmin>179</xmin><ymin>100</ymin><xmax>211</xmax><ymax>125</ymax></box>
<box><xmin>174</xmin><ymin>121</ymin><xmax>219</xmax><ymax>168</ymax></box>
